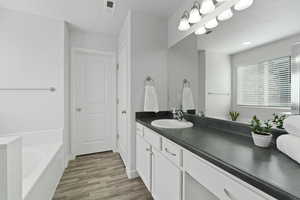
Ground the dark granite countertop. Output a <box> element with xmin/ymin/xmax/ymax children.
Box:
<box><xmin>136</xmin><ymin>112</ymin><xmax>300</xmax><ymax>200</ymax></box>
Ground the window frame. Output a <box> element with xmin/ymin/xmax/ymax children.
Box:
<box><xmin>236</xmin><ymin>55</ymin><xmax>292</xmax><ymax>109</ymax></box>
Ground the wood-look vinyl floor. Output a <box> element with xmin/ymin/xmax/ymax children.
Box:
<box><xmin>53</xmin><ymin>151</ymin><xmax>153</xmax><ymax>200</ymax></box>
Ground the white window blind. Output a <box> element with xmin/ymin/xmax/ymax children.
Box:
<box><xmin>237</xmin><ymin>56</ymin><xmax>291</xmax><ymax>107</ymax></box>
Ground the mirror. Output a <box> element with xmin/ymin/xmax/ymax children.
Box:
<box><xmin>167</xmin><ymin>0</ymin><xmax>300</xmax><ymax>123</ymax></box>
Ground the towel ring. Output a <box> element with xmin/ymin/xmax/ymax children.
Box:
<box><xmin>145</xmin><ymin>76</ymin><xmax>155</xmax><ymax>86</ymax></box>
<box><xmin>183</xmin><ymin>79</ymin><xmax>191</xmax><ymax>88</ymax></box>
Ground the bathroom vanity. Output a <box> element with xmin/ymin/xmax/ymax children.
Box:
<box><xmin>136</xmin><ymin>112</ymin><xmax>300</xmax><ymax>200</ymax></box>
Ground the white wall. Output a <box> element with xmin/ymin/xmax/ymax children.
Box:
<box><xmin>0</xmin><ymin>8</ymin><xmax>65</xmax><ymax>135</ymax></box>
<box><xmin>70</xmin><ymin>30</ymin><xmax>117</xmax><ymax>52</ymax></box>
<box><xmin>167</xmin><ymin>35</ymin><xmax>199</xmax><ymax>111</ymax></box>
<box><xmin>231</xmin><ymin>33</ymin><xmax>300</xmax><ymax>121</ymax></box>
<box><xmin>63</xmin><ymin>24</ymin><xmax>71</xmax><ymax>163</ymax></box>
<box><xmin>120</xmin><ymin>11</ymin><xmax>168</xmax><ymax>177</ymax></box>
<box><xmin>205</xmin><ymin>52</ymin><xmax>231</xmax><ymax>119</ymax></box>
<box><xmin>197</xmin><ymin>51</ymin><xmax>231</xmax><ymax>119</ymax></box>
<box><xmin>198</xmin><ymin>51</ymin><xmax>206</xmax><ymax>113</ymax></box>
<box><xmin>131</xmin><ymin>12</ymin><xmax>168</xmax><ymax>112</ymax></box>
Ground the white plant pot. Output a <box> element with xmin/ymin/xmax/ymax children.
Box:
<box><xmin>251</xmin><ymin>132</ymin><xmax>273</xmax><ymax>148</ymax></box>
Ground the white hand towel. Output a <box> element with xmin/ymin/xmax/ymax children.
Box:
<box><xmin>277</xmin><ymin>134</ymin><xmax>300</xmax><ymax>164</ymax></box>
<box><xmin>284</xmin><ymin>115</ymin><xmax>300</xmax><ymax>136</ymax></box>
<box><xmin>144</xmin><ymin>85</ymin><xmax>159</xmax><ymax>112</ymax></box>
<box><xmin>182</xmin><ymin>87</ymin><xmax>195</xmax><ymax>112</ymax></box>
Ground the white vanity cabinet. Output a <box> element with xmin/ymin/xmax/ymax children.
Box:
<box><xmin>136</xmin><ymin>123</ymin><xmax>182</xmax><ymax>200</ymax></box>
<box><xmin>151</xmin><ymin>147</ymin><xmax>181</xmax><ymax>200</ymax></box>
<box><xmin>136</xmin><ymin>122</ymin><xmax>276</xmax><ymax>200</ymax></box>
<box><xmin>183</xmin><ymin>150</ymin><xmax>274</xmax><ymax>200</ymax></box>
<box><xmin>136</xmin><ymin>134</ymin><xmax>151</xmax><ymax>191</ymax></box>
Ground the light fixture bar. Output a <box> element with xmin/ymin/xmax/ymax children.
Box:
<box><xmin>172</xmin><ymin>0</ymin><xmax>240</xmax><ymax>47</ymax></box>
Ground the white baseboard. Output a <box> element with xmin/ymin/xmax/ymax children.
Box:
<box><xmin>113</xmin><ymin>147</ymin><xmax>118</xmax><ymax>153</ymax></box>
<box><xmin>69</xmin><ymin>154</ymin><xmax>76</xmax><ymax>161</ymax></box>
<box><xmin>64</xmin><ymin>154</ymin><xmax>73</xmax><ymax>169</ymax></box>
<box><xmin>64</xmin><ymin>158</ymin><xmax>69</xmax><ymax>169</ymax></box>
<box><xmin>126</xmin><ymin>168</ymin><xmax>139</xmax><ymax>179</ymax></box>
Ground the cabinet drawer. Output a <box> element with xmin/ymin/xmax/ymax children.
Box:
<box><xmin>136</xmin><ymin>123</ymin><xmax>144</xmax><ymax>137</ymax></box>
<box><xmin>183</xmin><ymin>150</ymin><xmax>272</xmax><ymax>200</ymax></box>
<box><xmin>162</xmin><ymin>138</ymin><xmax>181</xmax><ymax>167</ymax></box>
<box><xmin>144</xmin><ymin>127</ymin><xmax>161</xmax><ymax>150</ymax></box>
<box><xmin>152</xmin><ymin>148</ymin><xmax>181</xmax><ymax>200</ymax></box>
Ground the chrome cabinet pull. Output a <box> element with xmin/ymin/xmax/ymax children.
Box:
<box><xmin>224</xmin><ymin>189</ymin><xmax>237</xmax><ymax>200</ymax></box>
<box><xmin>165</xmin><ymin>148</ymin><xmax>176</xmax><ymax>156</ymax></box>
<box><xmin>122</xmin><ymin>110</ymin><xmax>127</xmax><ymax>114</ymax></box>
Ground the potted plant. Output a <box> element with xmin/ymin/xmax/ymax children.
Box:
<box><xmin>272</xmin><ymin>113</ymin><xmax>287</xmax><ymax>129</ymax></box>
<box><xmin>229</xmin><ymin>111</ymin><xmax>240</xmax><ymax>121</ymax></box>
<box><xmin>249</xmin><ymin>116</ymin><xmax>273</xmax><ymax>148</ymax></box>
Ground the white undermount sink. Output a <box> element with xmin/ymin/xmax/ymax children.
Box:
<box><xmin>151</xmin><ymin>119</ymin><xmax>193</xmax><ymax>129</ymax></box>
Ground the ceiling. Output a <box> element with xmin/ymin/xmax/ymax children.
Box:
<box><xmin>0</xmin><ymin>0</ymin><xmax>182</xmax><ymax>35</ymax></box>
<box><xmin>196</xmin><ymin>0</ymin><xmax>300</xmax><ymax>54</ymax></box>
<box><xmin>1</xmin><ymin>0</ymin><xmax>299</xmax><ymax>53</ymax></box>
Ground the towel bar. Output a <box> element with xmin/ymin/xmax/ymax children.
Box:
<box><xmin>0</xmin><ymin>87</ymin><xmax>56</xmax><ymax>92</ymax></box>
<box><xmin>208</xmin><ymin>92</ymin><xmax>230</xmax><ymax>96</ymax></box>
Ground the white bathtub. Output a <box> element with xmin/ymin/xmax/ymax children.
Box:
<box><xmin>0</xmin><ymin>129</ymin><xmax>65</xmax><ymax>200</ymax></box>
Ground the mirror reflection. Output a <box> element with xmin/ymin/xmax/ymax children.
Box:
<box><xmin>168</xmin><ymin>0</ymin><xmax>300</xmax><ymax>123</ymax></box>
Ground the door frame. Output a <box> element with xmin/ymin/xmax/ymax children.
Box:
<box><xmin>70</xmin><ymin>48</ymin><xmax>117</xmax><ymax>159</ymax></box>
<box><xmin>117</xmin><ymin>13</ymin><xmax>134</xmax><ymax>178</ymax></box>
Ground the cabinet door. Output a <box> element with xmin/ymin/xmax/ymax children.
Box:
<box><xmin>136</xmin><ymin>134</ymin><xmax>151</xmax><ymax>191</ymax></box>
<box><xmin>152</xmin><ymin>148</ymin><xmax>181</xmax><ymax>200</ymax></box>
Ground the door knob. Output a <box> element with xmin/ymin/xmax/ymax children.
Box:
<box><xmin>76</xmin><ymin>108</ymin><xmax>82</xmax><ymax>112</ymax></box>
<box><xmin>122</xmin><ymin>110</ymin><xmax>127</xmax><ymax>114</ymax></box>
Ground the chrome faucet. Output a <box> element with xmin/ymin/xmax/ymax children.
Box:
<box><xmin>198</xmin><ymin>110</ymin><xmax>205</xmax><ymax>118</ymax></box>
<box><xmin>172</xmin><ymin>109</ymin><xmax>184</xmax><ymax>121</ymax></box>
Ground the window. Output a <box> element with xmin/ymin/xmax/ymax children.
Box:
<box><xmin>237</xmin><ymin>56</ymin><xmax>291</xmax><ymax>108</ymax></box>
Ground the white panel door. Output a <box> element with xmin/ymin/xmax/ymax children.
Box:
<box><xmin>117</xmin><ymin>41</ymin><xmax>128</xmax><ymax>166</ymax></box>
<box><xmin>73</xmin><ymin>50</ymin><xmax>115</xmax><ymax>156</ymax></box>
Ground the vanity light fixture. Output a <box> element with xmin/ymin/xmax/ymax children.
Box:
<box><xmin>178</xmin><ymin>11</ymin><xmax>190</xmax><ymax>31</ymax></box>
<box><xmin>205</xmin><ymin>18</ymin><xmax>218</xmax><ymax>29</ymax></box>
<box><xmin>234</xmin><ymin>0</ymin><xmax>254</xmax><ymax>11</ymax></box>
<box><xmin>218</xmin><ymin>8</ymin><xmax>233</xmax><ymax>21</ymax></box>
<box><xmin>200</xmin><ymin>0</ymin><xmax>215</xmax><ymax>15</ymax></box>
<box><xmin>188</xmin><ymin>2</ymin><xmax>202</xmax><ymax>24</ymax></box>
<box><xmin>195</xmin><ymin>26</ymin><xmax>207</xmax><ymax>35</ymax></box>
<box><xmin>179</xmin><ymin>0</ymin><xmax>254</xmax><ymax>36</ymax></box>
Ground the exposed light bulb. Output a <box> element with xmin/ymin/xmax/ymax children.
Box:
<box><xmin>188</xmin><ymin>3</ymin><xmax>201</xmax><ymax>24</ymax></box>
<box><xmin>205</xmin><ymin>18</ymin><xmax>218</xmax><ymax>29</ymax></box>
<box><xmin>217</xmin><ymin>8</ymin><xmax>233</xmax><ymax>21</ymax></box>
<box><xmin>200</xmin><ymin>0</ymin><xmax>215</xmax><ymax>15</ymax></box>
<box><xmin>195</xmin><ymin>27</ymin><xmax>207</xmax><ymax>35</ymax></box>
<box><xmin>234</xmin><ymin>0</ymin><xmax>254</xmax><ymax>11</ymax></box>
<box><xmin>178</xmin><ymin>12</ymin><xmax>190</xmax><ymax>31</ymax></box>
